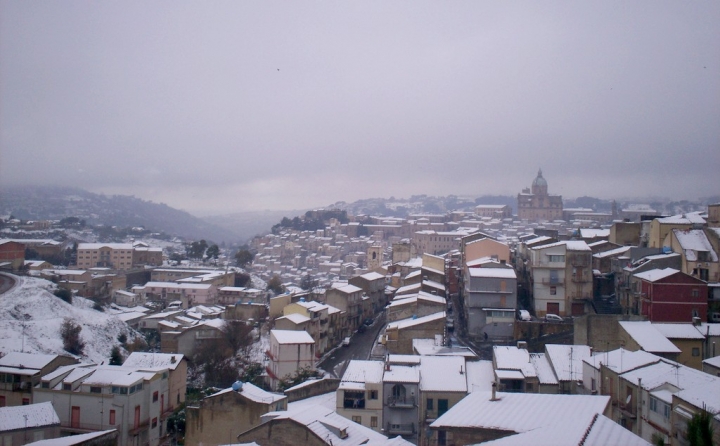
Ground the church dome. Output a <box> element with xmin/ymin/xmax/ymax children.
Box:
<box><xmin>532</xmin><ymin>169</ymin><xmax>547</xmax><ymax>188</ymax></box>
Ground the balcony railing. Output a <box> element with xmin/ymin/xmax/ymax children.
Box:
<box><xmin>386</xmin><ymin>396</ymin><xmax>415</xmax><ymax>408</ymax></box>
<box><xmin>386</xmin><ymin>422</ymin><xmax>415</xmax><ymax>435</ymax></box>
<box><xmin>570</xmin><ymin>293</ymin><xmax>592</xmax><ymax>300</ymax></box>
<box><xmin>540</xmin><ymin>277</ymin><xmax>562</xmax><ymax>286</ymax></box>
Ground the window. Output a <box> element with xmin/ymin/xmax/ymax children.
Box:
<box><xmin>352</xmin><ymin>416</ymin><xmax>362</xmax><ymax>424</ymax></box>
<box><xmin>109</xmin><ymin>410</ymin><xmax>116</xmax><ymax>425</ymax></box>
<box><xmin>548</xmin><ymin>255</ymin><xmax>565</xmax><ymax>263</ymax></box>
<box><xmin>591</xmin><ymin>378</ymin><xmax>596</xmax><ymax>392</ymax></box>
<box><xmin>90</xmin><ymin>386</ymin><xmax>101</xmax><ymax>394</ymax></box>
<box><xmin>153</xmin><ymin>391</ymin><xmax>159</xmax><ymax>402</ymax></box>
<box><xmin>438</xmin><ymin>430</ymin><xmax>447</xmax><ymax>446</ymax></box>
<box><xmin>427</xmin><ymin>398</ymin><xmax>434</xmax><ymax>410</ymax></box>
<box><xmin>692</xmin><ymin>348</ymin><xmax>700</xmax><ymax>357</ymax></box>
<box><xmin>152</xmin><ymin>417</ymin><xmax>158</xmax><ymax>428</ymax></box>
<box><xmin>63</xmin><ymin>383</ymin><xmax>72</xmax><ymax>391</ymax></box>
<box><xmin>344</xmin><ymin>391</ymin><xmax>365</xmax><ymax>409</ymax></box>
<box><xmin>134</xmin><ymin>406</ymin><xmax>140</xmax><ymax>429</ymax></box>
<box><xmin>370</xmin><ymin>416</ymin><xmax>378</xmax><ymax>428</ymax></box>
<box><xmin>71</xmin><ymin>406</ymin><xmax>80</xmax><ymax>428</ymax></box>
<box><xmin>550</xmin><ymin>286</ymin><xmax>557</xmax><ymax>295</ymax></box>
<box><xmin>369</xmin><ymin>390</ymin><xmax>378</xmax><ymax>400</ymax></box>
<box><xmin>438</xmin><ymin>399</ymin><xmax>449</xmax><ymax>416</ymax></box>
<box><xmin>692</xmin><ymin>289</ymin><xmax>699</xmax><ymax>297</ymax></box>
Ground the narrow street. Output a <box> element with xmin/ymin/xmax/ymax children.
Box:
<box><xmin>317</xmin><ymin>311</ymin><xmax>386</xmax><ymax>378</ymax></box>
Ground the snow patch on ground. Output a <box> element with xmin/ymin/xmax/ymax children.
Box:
<box><xmin>0</xmin><ymin>275</ymin><xmax>134</xmax><ymax>364</ymax></box>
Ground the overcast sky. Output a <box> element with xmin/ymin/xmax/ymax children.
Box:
<box><xmin>1</xmin><ymin>2</ymin><xmax>718</xmax><ymax>215</ymax></box>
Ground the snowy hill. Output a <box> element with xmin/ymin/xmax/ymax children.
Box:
<box><xmin>0</xmin><ymin>274</ymin><xmax>134</xmax><ymax>364</ymax></box>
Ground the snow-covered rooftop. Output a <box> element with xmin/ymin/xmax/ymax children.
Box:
<box><xmin>271</xmin><ymin>329</ymin><xmax>315</xmax><ymax>344</ymax></box>
<box><xmin>0</xmin><ymin>401</ymin><xmax>59</xmax><ymax>431</ymax></box>
<box><xmin>122</xmin><ymin>352</ymin><xmax>185</xmax><ymax>371</ymax></box>
<box><xmin>341</xmin><ymin>360</ymin><xmax>385</xmax><ymax>384</ymax></box>
<box><xmin>386</xmin><ymin>311</ymin><xmax>445</xmax><ymax>330</ymax></box>
<box><xmin>467</xmin><ymin>268</ymin><xmax>516</xmax><ymax>279</ymax></box>
<box><xmin>652</xmin><ymin>323</ymin><xmax>706</xmax><ymax>340</ymax></box>
<box><xmin>383</xmin><ymin>365</ymin><xmax>420</xmax><ymax>383</ymax></box>
<box><xmin>634</xmin><ymin>267</ymin><xmax>680</xmax><ymax>282</ymax></box>
<box><xmin>673</xmin><ymin>229</ymin><xmax>718</xmax><ymax>262</ymax></box>
<box><xmin>545</xmin><ymin>344</ymin><xmax>591</xmax><ymax>382</ymax></box>
<box><xmin>431</xmin><ymin>391</ymin><xmax>610</xmax><ymax>434</ymax></box>
<box><xmin>618</xmin><ymin>322</ymin><xmax>681</xmax><ymax>354</ymax></box>
<box><xmin>419</xmin><ymin>356</ymin><xmax>467</xmax><ymax>393</ymax></box>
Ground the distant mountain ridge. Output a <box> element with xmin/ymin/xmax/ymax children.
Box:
<box><xmin>0</xmin><ymin>186</ymin><xmax>241</xmax><ymax>243</ymax></box>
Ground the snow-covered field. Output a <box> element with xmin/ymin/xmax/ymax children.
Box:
<box><xmin>0</xmin><ymin>274</ymin><xmax>132</xmax><ymax>364</ymax></box>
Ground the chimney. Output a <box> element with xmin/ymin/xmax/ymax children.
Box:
<box><xmin>517</xmin><ymin>341</ymin><xmax>527</xmax><ymax>350</ymax></box>
<box><xmin>170</xmin><ymin>356</ymin><xmax>176</xmax><ymax>364</ymax></box>
<box><xmin>491</xmin><ymin>382</ymin><xmax>499</xmax><ymax>401</ymax></box>
<box><xmin>692</xmin><ymin>317</ymin><xmax>701</xmax><ymax>326</ymax></box>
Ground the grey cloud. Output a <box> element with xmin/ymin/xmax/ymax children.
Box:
<box><xmin>1</xmin><ymin>1</ymin><xmax>718</xmax><ymax>213</ymax></box>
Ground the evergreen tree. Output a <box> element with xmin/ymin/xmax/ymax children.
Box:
<box><xmin>109</xmin><ymin>346</ymin><xmax>123</xmax><ymax>365</ymax></box>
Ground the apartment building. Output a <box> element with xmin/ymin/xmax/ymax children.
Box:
<box><xmin>34</xmin><ymin>364</ymin><xmax>171</xmax><ymax>446</ymax></box>
<box><xmin>0</xmin><ymin>352</ymin><xmax>78</xmax><ymax>407</ymax></box>
<box><xmin>530</xmin><ymin>240</ymin><xmax>592</xmax><ymax>317</ymax></box>
<box><xmin>266</xmin><ymin>329</ymin><xmax>315</xmax><ymax>391</ymax></box>
<box><xmin>463</xmin><ymin>266</ymin><xmax>517</xmax><ymax>340</ymax></box>
<box><xmin>76</xmin><ymin>242</ymin><xmax>161</xmax><ymax>270</ymax></box>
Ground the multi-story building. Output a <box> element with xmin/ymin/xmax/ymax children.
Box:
<box><xmin>517</xmin><ymin>169</ymin><xmax>563</xmax><ymax>221</ymax></box>
<box><xmin>382</xmin><ymin>359</ymin><xmax>420</xmax><ymax>440</ymax></box>
<box><xmin>0</xmin><ymin>352</ymin><xmax>78</xmax><ymax>407</ymax></box>
<box><xmin>76</xmin><ymin>242</ymin><xmax>161</xmax><ymax>270</ymax></box>
<box><xmin>336</xmin><ymin>360</ymin><xmax>385</xmax><ymax>432</ymax></box>
<box><xmin>463</xmin><ymin>266</ymin><xmax>517</xmax><ymax>340</ymax></box>
<box><xmin>282</xmin><ymin>299</ymin><xmax>330</xmax><ymax>354</ymax></box>
<box><xmin>132</xmin><ymin>281</ymin><xmax>217</xmax><ymax>307</ymax></box>
<box><xmin>530</xmin><ymin>241</ymin><xmax>592</xmax><ymax>317</ymax></box>
<box><xmin>474</xmin><ymin>204</ymin><xmax>513</xmax><ymax>219</ymax></box>
<box><xmin>325</xmin><ymin>282</ymin><xmax>364</xmax><ymax>336</ymax></box>
<box><xmin>185</xmin><ymin>382</ymin><xmax>287</xmax><ymax>446</ymax></box>
<box><xmin>121</xmin><ymin>352</ymin><xmax>187</xmax><ymax>411</ymax></box>
<box><xmin>34</xmin><ymin>364</ymin><xmax>171</xmax><ymax>446</ymax></box>
<box><xmin>266</xmin><ymin>329</ymin><xmax>315</xmax><ymax>391</ymax></box>
<box><xmin>632</xmin><ymin>268</ymin><xmax>707</xmax><ymax>322</ymax></box>
<box><xmin>664</xmin><ymin>228</ymin><xmax>719</xmax><ymax>283</ymax></box>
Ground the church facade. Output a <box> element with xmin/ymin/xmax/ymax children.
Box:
<box><xmin>517</xmin><ymin>169</ymin><xmax>563</xmax><ymax>221</ymax></box>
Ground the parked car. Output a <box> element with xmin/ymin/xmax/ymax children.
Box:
<box><xmin>544</xmin><ymin>314</ymin><xmax>564</xmax><ymax>323</ymax></box>
<box><xmin>517</xmin><ymin>309</ymin><xmax>532</xmax><ymax>321</ymax></box>
<box><xmin>363</xmin><ymin>318</ymin><xmax>374</xmax><ymax>326</ymax></box>
<box><xmin>342</xmin><ymin>337</ymin><xmax>351</xmax><ymax>347</ymax></box>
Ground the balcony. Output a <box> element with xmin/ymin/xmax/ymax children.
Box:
<box><xmin>540</xmin><ymin>278</ymin><xmax>562</xmax><ymax>286</ymax></box>
<box><xmin>12</xmin><ymin>382</ymin><xmax>32</xmax><ymax>392</ymax></box>
<box><xmin>386</xmin><ymin>396</ymin><xmax>415</xmax><ymax>408</ymax></box>
<box><xmin>570</xmin><ymin>275</ymin><xmax>590</xmax><ymax>283</ymax></box>
<box><xmin>386</xmin><ymin>422</ymin><xmax>415</xmax><ymax>436</ymax></box>
<box><xmin>320</xmin><ymin>318</ymin><xmax>328</xmax><ymax>325</ymax></box>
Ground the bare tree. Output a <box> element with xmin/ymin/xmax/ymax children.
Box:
<box><xmin>60</xmin><ymin>319</ymin><xmax>85</xmax><ymax>355</ymax></box>
<box><xmin>221</xmin><ymin>320</ymin><xmax>254</xmax><ymax>357</ymax></box>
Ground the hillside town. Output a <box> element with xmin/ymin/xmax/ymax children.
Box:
<box><xmin>0</xmin><ymin>172</ymin><xmax>719</xmax><ymax>446</ymax></box>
